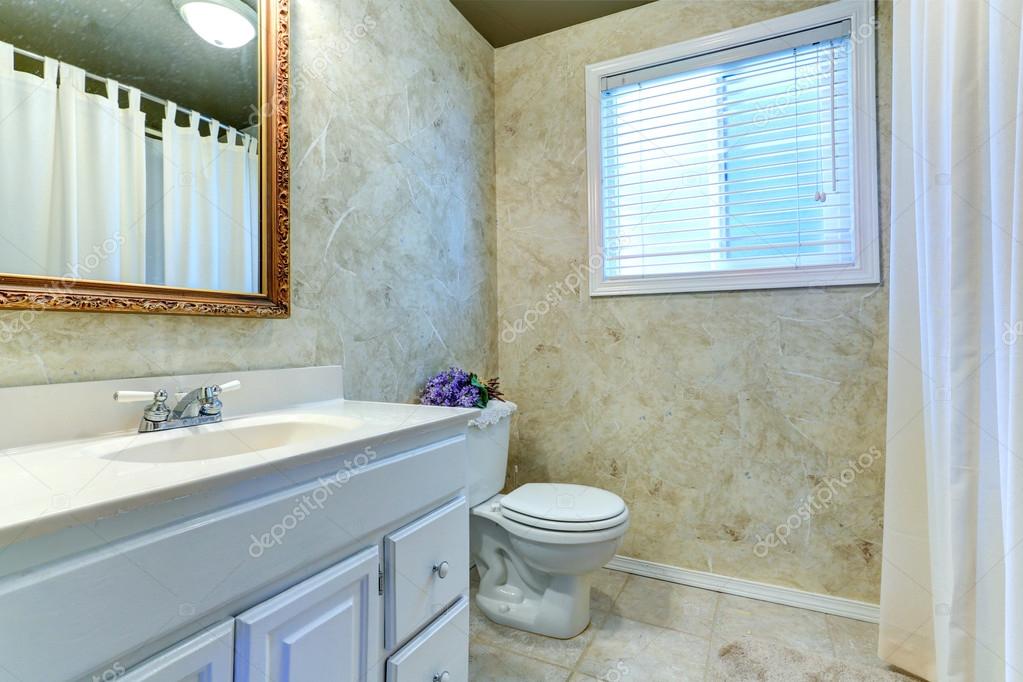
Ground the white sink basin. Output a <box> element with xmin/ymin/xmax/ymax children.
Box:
<box><xmin>101</xmin><ymin>415</ymin><xmax>364</xmax><ymax>464</ymax></box>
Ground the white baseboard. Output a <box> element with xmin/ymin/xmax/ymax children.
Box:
<box><xmin>604</xmin><ymin>555</ymin><xmax>880</xmax><ymax>624</ymax></box>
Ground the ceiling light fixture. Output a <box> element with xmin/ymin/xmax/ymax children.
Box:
<box><xmin>173</xmin><ymin>0</ymin><xmax>257</xmax><ymax>49</ymax></box>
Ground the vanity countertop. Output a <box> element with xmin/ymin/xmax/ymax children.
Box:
<box><xmin>0</xmin><ymin>367</ymin><xmax>477</xmax><ymax>546</ymax></box>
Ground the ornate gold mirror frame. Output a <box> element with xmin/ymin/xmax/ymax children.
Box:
<box><xmin>0</xmin><ymin>0</ymin><xmax>290</xmax><ymax>318</ymax></box>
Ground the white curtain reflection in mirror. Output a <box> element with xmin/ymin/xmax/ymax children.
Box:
<box><xmin>0</xmin><ymin>39</ymin><xmax>260</xmax><ymax>293</ymax></box>
<box><xmin>0</xmin><ymin>43</ymin><xmax>59</xmax><ymax>276</ymax></box>
<box><xmin>161</xmin><ymin>103</ymin><xmax>259</xmax><ymax>292</ymax></box>
<box><xmin>55</xmin><ymin>62</ymin><xmax>147</xmax><ymax>283</ymax></box>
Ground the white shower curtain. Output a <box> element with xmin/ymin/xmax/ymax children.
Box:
<box><xmin>0</xmin><ymin>42</ymin><xmax>256</xmax><ymax>289</ymax></box>
<box><xmin>880</xmin><ymin>0</ymin><xmax>1023</xmax><ymax>680</ymax></box>
<box><xmin>0</xmin><ymin>42</ymin><xmax>59</xmax><ymax>277</ymax></box>
<box><xmin>215</xmin><ymin>128</ymin><xmax>260</xmax><ymax>292</ymax></box>
<box><xmin>246</xmin><ymin>136</ymin><xmax>259</xmax><ymax>288</ymax></box>
<box><xmin>54</xmin><ymin>63</ymin><xmax>148</xmax><ymax>283</ymax></box>
<box><xmin>162</xmin><ymin>103</ymin><xmax>259</xmax><ymax>292</ymax></box>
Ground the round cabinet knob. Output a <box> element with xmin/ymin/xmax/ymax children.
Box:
<box><xmin>433</xmin><ymin>672</ymin><xmax>450</xmax><ymax>682</ymax></box>
<box><xmin>433</xmin><ymin>561</ymin><xmax>450</xmax><ymax>579</ymax></box>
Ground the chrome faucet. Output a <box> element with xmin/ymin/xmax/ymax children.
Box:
<box><xmin>114</xmin><ymin>380</ymin><xmax>241</xmax><ymax>433</ymax></box>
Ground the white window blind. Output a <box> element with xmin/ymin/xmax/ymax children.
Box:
<box><xmin>594</xmin><ymin>18</ymin><xmax>874</xmax><ymax>292</ymax></box>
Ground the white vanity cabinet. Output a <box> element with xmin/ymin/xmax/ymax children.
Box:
<box><xmin>0</xmin><ymin>368</ymin><xmax>476</xmax><ymax>682</ymax></box>
<box><xmin>121</xmin><ymin>497</ymin><xmax>470</xmax><ymax>682</ymax></box>
<box><xmin>0</xmin><ymin>365</ymin><xmax>477</xmax><ymax>682</ymax></box>
<box><xmin>123</xmin><ymin>549</ymin><xmax>381</xmax><ymax>682</ymax></box>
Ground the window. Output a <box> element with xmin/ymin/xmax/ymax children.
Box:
<box><xmin>585</xmin><ymin>1</ymin><xmax>879</xmax><ymax>296</ymax></box>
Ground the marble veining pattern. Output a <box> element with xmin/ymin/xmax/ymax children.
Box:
<box><xmin>494</xmin><ymin>0</ymin><xmax>893</xmax><ymax>602</ymax></box>
<box><xmin>0</xmin><ymin>0</ymin><xmax>497</xmax><ymax>403</ymax></box>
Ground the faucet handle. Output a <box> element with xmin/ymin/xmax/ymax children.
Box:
<box><xmin>113</xmin><ymin>389</ymin><xmax>164</xmax><ymax>403</ymax></box>
<box><xmin>173</xmin><ymin>380</ymin><xmax>242</xmax><ymax>402</ymax></box>
<box><xmin>144</xmin><ymin>390</ymin><xmax>171</xmax><ymax>423</ymax></box>
<box><xmin>217</xmin><ymin>380</ymin><xmax>242</xmax><ymax>394</ymax></box>
<box><xmin>195</xmin><ymin>380</ymin><xmax>242</xmax><ymax>417</ymax></box>
<box><xmin>114</xmin><ymin>389</ymin><xmax>170</xmax><ymax>424</ymax></box>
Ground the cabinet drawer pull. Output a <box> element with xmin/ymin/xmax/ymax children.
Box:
<box><xmin>433</xmin><ymin>561</ymin><xmax>450</xmax><ymax>579</ymax></box>
<box><xmin>433</xmin><ymin>672</ymin><xmax>451</xmax><ymax>682</ymax></box>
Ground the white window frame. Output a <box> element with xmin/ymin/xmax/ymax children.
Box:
<box><xmin>585</xmin><ymin>0</ymin><xmax>879</xmax><ymax>296</ymax></box>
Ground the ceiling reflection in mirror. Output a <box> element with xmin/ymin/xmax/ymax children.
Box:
<box><xmin>0</xmin><ymin>0</ymin><xmax>261</xmax><ymax>294</ymax></box>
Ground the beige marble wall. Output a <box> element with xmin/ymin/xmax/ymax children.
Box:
<box><xmin>495</xmin><ymin>0</ymin><xmax>892</xmax><ymax>602</ymax></box>
<box><xmin>0</xmin><ymin>0</ymin><xmax>497</xmax><ymax>403</ymax></box>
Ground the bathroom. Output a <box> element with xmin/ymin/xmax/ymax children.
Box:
<box><xmin>0</xmin><ymin>0</ymin><xmax>1016</xmax><ymax>680</ymax></box>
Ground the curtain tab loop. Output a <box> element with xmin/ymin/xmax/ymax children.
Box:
<box><xmin>59</xmin><ymin>63</ymin><xmax>86</xmax><ymax>91</ymax></box>
<box><xmin>126</xmin><ymin>87</ymin><xmax>141</xmax><ymax>111</ymax></box>
<box><xmin>0</xmin><ymin>41</ymin><xmax>13</xmax><ymax>76</ymax></box>
<box><xmin>105</xmin><ymin>78</ymin><xmax>120</xmax><ymax>104</ymax></box>
<box><xmin>42</xmin><ymin>57</ymin><xmax>57</xmax><ymax>83</ymax></box>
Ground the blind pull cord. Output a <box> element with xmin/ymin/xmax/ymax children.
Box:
<box><xmin>814</xmin><ymin>45</ymin><xmax>827</xmax><ymax>204</ymax></box>
<box><xmin>829</xmin><ymin>43</ymin><xmax>838</xmax><ymax>193</ymax></box>
<box><xmin>813</xmin><ymin>42</ymin><xmax>839</xmax><ymax>202</ymax></box>
<box><xmin>793</xmin><ymin>47</ymin><xmax>807</xmax><ymax>239</ymax></box>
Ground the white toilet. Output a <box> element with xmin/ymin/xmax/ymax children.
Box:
<box><xmin>467</xmin><ymin>405</ymin><xmax>629</xmax><ymax>639</ymax></box>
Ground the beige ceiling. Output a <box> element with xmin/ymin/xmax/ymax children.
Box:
<box><xmin>0</xmin><ymin>0</ymin><xmax>257</xmax><ymax>129</ymax></box>
<box><xmin>450</xmin><ymin>0</ymin><xmax>655</xmax><ymax>47</ymax></box>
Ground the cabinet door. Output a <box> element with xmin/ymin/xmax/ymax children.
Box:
<box><xmin>235</xmin><ymin>547</ymin><xmax>380</xmax><ymax>682</ymax></box>
<box><xmin>120</xmin><ymin>620</ymin><xmax>234</xmax><ymax>682</ymax></box>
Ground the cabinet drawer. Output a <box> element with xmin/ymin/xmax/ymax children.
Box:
<box><xmin>384</xmin><ymin>497</ymin><xmax>469</xmax><ymax>648</ymax></box>
<box><xmin>385</xmin><ymin>598</ymin><xmax>469</xmax><ymax>682</ymax></box>
<box><xmin>121</xmin><ymin>620</ymin><xmax>234</xmax><ymax>682</ymax></box>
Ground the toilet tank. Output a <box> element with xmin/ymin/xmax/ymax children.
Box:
<box><xmin>466</xmin><ymin>402</ymin><xmax>515</xmax><ymax>506</ymax></box>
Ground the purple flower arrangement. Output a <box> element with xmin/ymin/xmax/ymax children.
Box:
<box><xmin>420</xmin><ymin>367</ymin><xmax>505</xmax><ymax>409</ymax></box>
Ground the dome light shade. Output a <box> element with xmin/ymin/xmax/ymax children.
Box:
<box><xmin>173</xmin><ymin>0</ymin><xmax>257</xmax><ymax>49</ymax></box>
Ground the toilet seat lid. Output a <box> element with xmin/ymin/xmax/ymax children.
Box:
<box><xmin>500</xmin><ymin>506</ymin><xmax>629</xmax><ymax>532</ymax></box>
<box><xmin>500</xmin><ymin>483</ymin><xmax>627</xmax><ymax>525</ymax></box>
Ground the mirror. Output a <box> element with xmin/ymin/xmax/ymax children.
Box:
<box><xmin>0</xmin><ymin>0</ymin><xmax>290</xmax><ymax>317</ymax></box>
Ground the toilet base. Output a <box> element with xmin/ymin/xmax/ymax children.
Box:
<box><xmin>476</xmin><ymin>570</ymin><xmax>592</xmax><ymax>639</ymax></box>
<box><xmin>471</xmin><ymin>493</ymin><xmax>627</xmax><ymax>639</ymax></box>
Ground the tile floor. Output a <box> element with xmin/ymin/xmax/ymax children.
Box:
<box><xmin>469</xmin><ymin>568</ymin><xmax>902</xmax><ymax>681</ymax></box>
